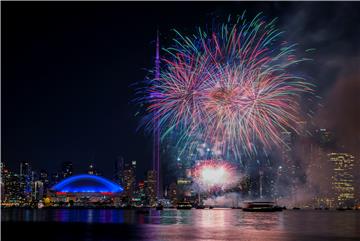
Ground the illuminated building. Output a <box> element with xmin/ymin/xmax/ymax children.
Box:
<box><xmin>19</xmin><ymin>161</ymin><xmax>32</xmax><ymax>200</ymax></box>
<box><xmin>168</xmin><ymin>182</ymin><xmax>177</xmax><ymax>205</ymax></box>
<box><xmin>279</xmin><ymin>131</ymin><xmax>298</xmax><ymax>199</ymax></box>
<box><xmin>50</xmin><ymin>172</ymin><xmax>60</xmax><ymax>186</ymax></box>
<box><xmin>130</xmin><ymin>180</ymin><xmax>146</xmax><ymax>207</ymax></box>
<box><xmin>123</xmin><ymin>161</ymin><xmax>136</xmax><ymax>199</ymax></box>
<box><xmin>62</xmin><ymin>161</ymin><xmax>73</xmax><ymax>179</ymax></box>
<box><xmin>1</xmin><ymin>163</ymin><xmax>22</xmax><ymax>203</ymax></box>
<box><xmin>1</xmin><ymin>162</ymin><xmax>5</xmax><ymax>201</ymax></box>
<box><xmin>307</xmin><ymin>128</ymin><xmax>336</xmax><ymax>207</ymax></box>
<box><xmin>177</xmin><ymin>178</ymin><xmax>192</xmax><ymax>185</ymax></box>
<box><xmin>114</xmin><ymin>156</ymin><xmax>125</xmax><ymax>185</ymax></box>
<box><xmin>33</xmin><ymin>180</ymin><xmax>44</xmax><ymax>201</ymax></box>
<box><xmin>145</xmin><ymin>170</ymin><xmax>157</xmax><ymax>206</ymax></box>
<box><xmin>51</xmin><ymin>174</ymin><xmax>123</xmax><ymax>205</ymax></box>
<box><xmin>87</xmin><ymin>162</ymin><xmax>100</xmax><ymax>175</ymax></box>
<box><xmin>39</xmin><ymin>170</ymin><xmax>50</xmax><ymax>195</ymax></box>
<box><xmin>176</xmin><ymin>177</ymin><xmax>193</xmax><ymax>201</ymax></box>
<box><xmin>328</xmin><ymin>153</ymin><xmax>355</xmax><ymax>207</ymax></box>
<box><xmin>316</xmin><ymin>129</ymin><xmax>335</xmax><ymax>147</ymax></box>
<box><xmin>137</xmin><ymin>180</ymin><xmax>145</xmax><ymax>200</ymax></box>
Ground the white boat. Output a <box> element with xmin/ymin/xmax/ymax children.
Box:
<box><xmin>242</xmin><ymin>202</ymin><xmax>283</xmax><ymax>212</ymax></box>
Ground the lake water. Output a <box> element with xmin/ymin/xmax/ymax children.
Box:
<box><xmin>2</xmin><ymin>208</ymin><xmax>360</xmax><ymax>241</ymax></box>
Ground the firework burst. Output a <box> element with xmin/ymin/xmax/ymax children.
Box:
<box><xmin>141</xmin><ymin>12</ymin><xmax>314</xmax><ymax>158</ymax></box>
<box><xmin>192</xmin><ymin>160</ymin><xmax>238</xmax><ymax>191</ymax></box>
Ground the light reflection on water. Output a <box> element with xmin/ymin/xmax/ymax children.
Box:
<box><xmin>2</xmin><ymin>208</ymin><xmax>360</xmax><ymax>241</ymax></box>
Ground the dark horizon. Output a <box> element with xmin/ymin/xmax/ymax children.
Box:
<box><xmin>2</xmin><ymin>2</ymin><xmax>360</xmax><ymax>179</ymax></box>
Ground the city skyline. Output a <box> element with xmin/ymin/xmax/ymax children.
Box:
<box><xmin>2</xmin><ymin>2</ymin><xmax>360</xmax><ymax>241</ymax></box>
<box><xmin>1</xmin><ymin>125</ymin><xmax>359</xmax><ymax>209</ymax></box>
<box><xmin>3</xmin><ymin>2</ymin><xmax>360</xmax><ymax>208</ymax></box>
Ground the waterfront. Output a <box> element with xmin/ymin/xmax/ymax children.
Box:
<box><xmin>2</xmin><ymin>208</ymin><xmax>360</xmax><ymax>241</ymax></box>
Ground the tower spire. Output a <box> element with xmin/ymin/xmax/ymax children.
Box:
<box><xmin>153</xmin><ymin>29</ymin><xmax>162</xmax><ymax>199</ymax></box>
<box><xmin>155</xmin><ymin>29</ymin><xmax>160</xmax><ymax>80</ymax></box>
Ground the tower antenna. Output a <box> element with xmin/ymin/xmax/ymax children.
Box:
<box><xmin>153</xmin><ymin>29</ymin><xmax>161</xmax><ymax>199</ymax></box>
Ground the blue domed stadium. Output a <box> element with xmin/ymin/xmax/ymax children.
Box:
<box><xmin>51</xmin><ymin>174</ymin><xmax>123</xmax><ymax>193</ymax></box>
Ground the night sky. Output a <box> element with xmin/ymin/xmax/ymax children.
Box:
<box><xmin>3</xmin><ymin>2</ymin><xmax>360</xmax><ymax>179</ymax></box>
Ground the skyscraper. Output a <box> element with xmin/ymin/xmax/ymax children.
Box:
<box><xmin>146</xmin><ymin>170</ymin><xmax>157</xmax><ymax>206</ymax></box>
<box><xmin>62</xmin><ymin>161</ymin><xmax>73</xmax><ymax>179</ymax></box>
<box><xmin>123</xmin><ymin>161</ymin><xmax>136</xmax><ymax>199</ymax></box>
<box><xmin>39</xmin><ymin>169</ymin><xmax>50</xmax><ymax>195</ymax></box>
<box><xmin>1</xmin><ymin>162</ymin><xmax>21</xmax><ymax>203</ymax></box>
<box><xmin>19</xmin><ymin>161</ymin><xmax>32</xmax><ymax>200</ymax></box>
<box><xmin>114</xmin><ymin>156</ymin><xmax>124</xmax><ymax>185</ymax></box>
<box><xmin>168</xmin><ymin>182</ymin><xmax>177</xmax><ymax>205</ymax></box>
<box><xmin>328</xmin><ymin>153</ymin><xmax>355</xmax><ymax>207</ymax></box>
<box><xmin>1</xmin><ymin>162</ymin><xmax>5</xmax><ymax>201</ymax></box>
<box><xmin>33</xmin><ymin>181</ymin><xmax>44</xmax><ymax>201</ymax></box>
<box><xmin>87</xmin><ymin>162</ymin><xmax>100</xmax><ymax>175</ymax></box>
<box><xmin>50</xmin><ymin>172</ymin><xmax>60</xmax><ymax>186</ymax></box>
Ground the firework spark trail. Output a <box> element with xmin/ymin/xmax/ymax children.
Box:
<box><xmin>141</xmin><ymin>12</ymin><xmax>314</xmax><ymax>159</ymax></box>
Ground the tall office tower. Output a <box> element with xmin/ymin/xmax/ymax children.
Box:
<box><xmin>308</xmin><ymin>128</ymin><xmax>336</xmax><ymax>207</ymax></box>
<box><xmin>274</xmin><ymin>131</ymin><xmax>296</xmax><ymax>200</ymax></box>
<box><xmin>39</xmin><ymin>170</ymin><xmax>50</xmax><ymax>195</ymax></box>
<box><xmin>1</xmin><ymin>162</ymin><xmax>5</xmax><ymax>201</ymax></box>
<box><xmin>146</xmin><ymin>170</ymin><xmax>157</xmax><ymax>206</ymax></box>
<box><xmin>87</xmin><ymin>162</ymin><xmax>100</xmax><ymax>175</ymax></box>
<box><xmin>280</xmin><ymin>131</ymin><xmax>294</xmax><ymax>173</ymax></box>
<box><xmin>152</xmin><ymin>31</ymin><xmax>162</xmax><ymax>199</ymax></box>
<box><xmin>123</xmin><ymin>161</ymin><xmax>136</xmax><ymax>199</ymax></box>
<box><xmin>114</xmin><ymin>156</ymin><xmax>124</xmax><ymax>185</ymax></box>
<box><xmin>50</xmin><ymin>172</ymin><xmax>60</xmax><ymax>186</ymax></box>
<box><xmin>2</xmin><ymin>163</ymin><xmax>11</xmax><ymax>201</ymax></box>
<box><xmin>317</xmin><ymin>128</ymin><xmax>335</xmax><ymax>147</ymax></box>
<box><xmin>19</xmin><ymin>161</ymin><xmax>32</xmax><ymax>199</ymax></box>
<box><xmin>2</xmin><ymin>165</ymin><xmax>21</xmax><ymax>203</ymax></box>
<box><xmin>328</xmin><ymin>153</ymin><xmax>355</xmax><ymax>207</ymax></box>
<box><xmin>168</xmin><ymin>182</ymin><xmax>177</xmax><ymax>205</ymax></box>
<box><xmin>137</xmin><ymin>180</ymin><xmax>146</xmax><ymax>203</ymax></box>
<box><xmin>62</xmin><ymin>161</ymin><xmax>73</xmax><ymax>179</ymax></box>
<box><xmin>309</xmin><ymin>129</ymin><xmax>335</xmax><ymax>174</ymax></box>
<box><xmin>0</xmin><ymin>183</ymin><xmax>3</xmax><ymax>201</ymax></box>
<box><xmin>33</xmin><ymin>180</ymin><xmax>44</xmax><ymax>201</ymax></box>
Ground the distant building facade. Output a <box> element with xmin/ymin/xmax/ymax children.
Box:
<box><xmin>329</xmin><ymin>153</ymin><xmax>355</xmax><ymax>207</ymax></box>
<box><xmin>62</xmin><ymin>161</ymin><xmax>73</xmax><ymax>179</ymax></box>
<box><xmin>145</xmin><ymin>170</ymin><xmax>157</xmax><ymax>206</ymax></box>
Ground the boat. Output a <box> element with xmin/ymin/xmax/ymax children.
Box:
<box><xmin>242</xmin><ymin>202</ymin><xmax>282</xmax><ymax>212</ymax></box>
<box><xmin>209</xmin><ymin>206</ymin><xmax>214</xmax><ymax>209</ymax></box>
<box><xmin>176</xmin><ymin>202</ymin><xmax>192</xmax><ymax>210</ymax></box>
<box><xmin>156</xmin><ymin>204</ymin><xmax>164</xmax><ymax>210</ymax></box>
<box><xmin>336</xmin><ymin>207</ymin><xmax>346</xmax><ymax>211</ymax></box>
<box><xmin>136</xmin><ymin>209</ymin><xmax>150</xmax><ymax>214</ymax></box>
<box><xmin>37</xmin><ymin>201</ymin><xmax>44</xmax><ymax>209</ymax></box>
<box><xmin>195</xmin><ymin>205</ymin><xmax>205</xmax><ymax>209</ymax></box>
<box><xmin>292</xmin><ymin>207</ymin><xmax>301</xmax><ymax>210</ymax></box>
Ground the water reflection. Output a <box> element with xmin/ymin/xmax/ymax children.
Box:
<box><xmin>2</xmin><ymin>209</ymin><xmax>360</xmax><ymax>241</ymax></box>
